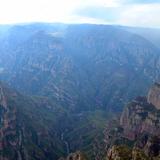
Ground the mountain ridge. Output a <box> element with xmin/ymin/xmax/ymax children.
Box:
<box><xmin>0</xmin><ymin>24</ymin><xmax>160</xmax><ymax>112</ymax></box>
<box><xmin>0</xmin><ymin>23</ymin><xmax>160</xmax><ymax>159</ymax></box>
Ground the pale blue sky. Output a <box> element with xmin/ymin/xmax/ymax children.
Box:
<box><xmin>0</xmin><ymin>0</ymin><xmax>159</xmax><ymax>27</ymax></box>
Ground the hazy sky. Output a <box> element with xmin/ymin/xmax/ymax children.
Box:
<box><xmin>0</xmin><ymin>0</ymin><xmax>159</xmax><ymax>27</ymax></box>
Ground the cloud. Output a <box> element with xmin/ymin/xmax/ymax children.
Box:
<box><xmin>76</xmin><ymin>0</ymin><xmax>121</xmax><ymax>7</ymax></box>
<box><xmin>0</xmin><ymin>0</ymin><xmax>159</xmax><ymax>28</ymax></box>
<box><xmin>125</xmin><ymin>0</ymin><xmax>160</xmax><ymax>4</ymax></box>
<box><xmin>0</xmin><ymin>0</ymin><xmax>121</xmax><ymax>24</ymax></box>
<box><xmin>73</xmin><ymin>1</ymin><xmax>160</xmax><ymax>28</ymax></box>
<box><xmin>0</xmin><ymin>0</ymin><xmax>80</xmax><ymax>24</ymax></box>
<box><xmin>117</xmin><ymin>3</ymin><xmax>160</xmax><ymax>28</ymax></box>
<box><xmin>74</xmin><ymin>6</ymin><xmax>120</xmax><ymax>22</ymax></box>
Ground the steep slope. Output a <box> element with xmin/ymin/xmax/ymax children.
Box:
<box><xmin>123</xmin><ymin>26</ymin><xmax>160</xmax><ymax>49</ymax></box>
<box><xmin>0</xmin><ymin>23</ymin><xmax>160</xmax><ymax>159</ymax></box>
<box><xmin>105</xmin><ymin>83</ymin><xmax>160</xmax><ymax>159</ymax></box>
<box><xmin>0</xmin><ymin>82</ymin><xmax>67</xmax><ymax>160</ymax></box>
<box><xmin>0</xmin><ymin>24</ymin><xmax>160</xmax><ymax>112</ymax></box>
<box><xmin>147</xmin><ymin>82</ymin><xmax>160</xmax><ymax>110</ymax></box>
<box><xmin>59</xmin><ymin>151</ymin><xmax>88</xmax><ymax>160</ymax></box>
<box><xmin>0</xmin><ymin>82</ymin><xmax>109</xmax><ymax>160</ymax></box>
<box><xmin>120</xmin><ymin>97</ymin><xmax>160</xmax><ymax>140</ymax></box>
<box><xmin>60</xmin><ymin>83</ymin><xmax>160</xmax><ymax>160</ymax></box>
<box><xmin>120</xmin><ymin>83</ymin><xmax>160</xmax><ymax>140</ymax></box>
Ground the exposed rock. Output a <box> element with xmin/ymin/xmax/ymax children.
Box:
<box><xmin>147</xmin><ymin>83</ymin><xmax>160</xmax><ymax>110</ymax></box>
<box><xmin>107</xmin><ymin>145</ymin><xmax>152</xmax><ymax>160</ymax></box>
<box><xmin>132</xmin><ymin>148</ymin><xmax>149</xmax><ymax>160</ymax></box>
<box><xmin>0</xmin><ymin>84</ymin><xmax>18</xmax><ymax>160</ymax></box>
<box><xmin>1</xmin><ymin>24</ymin><xmax>160</xmax><ymax>113</ymax></box>
<box><xmin>105</xmin><ymin>84</ymin><xmax>160</xmax><ymax>160</ymax></box>
<box><xmin>1</xmin><ymin>23</ymin><xmax>160</xmax><ymax>160</ymax></box>
<box><xmin>120</xmin><ymin>97</ymin><xmax>160</xmax><ymax>140</ymax></box>
<box><xmin>143</xmin><ymin>136</ymin><xmax>160</xmax><ymax>157</ymax></box>
<box><xmin>0</xmin><ymin>83</ymin><xmax>66</xmax><ymax>160</ymax></box>
<box><xmin>0</xmin><ymin>85</ymin><xmax>7</xmax><ymax>108</ymax></box>
<box><xmin>59</xmin><ymin>151</ymin><xmax>87</xmax><ymax>160</ymax></box>
<box><xmin>107</xmin><ymin>145</ymin><xmax>132</xmax><ymax>160</ymax></box>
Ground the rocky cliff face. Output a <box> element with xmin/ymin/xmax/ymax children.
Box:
<box><xmin>0</xmin><ymin>83</ymin><xmax>68</xmax><ymax>160</ymax></box>
<box><xmin>1</xmin><ymin>24</ymin><xmax>160</xmax><ymax>160</ymax></box>
<box><xmin>0</xmin><ymin>84</ymin><xmax>18</xmax><ymax>160</ymax></box>
<box><xmin>107</xmin><ymin>145</ymin><xmax>152</xmax><ymax>160</ymax></box>
<box><xmin>120</xmin><ymin>97</ymin><xmax>160</xmax><ymax>140</ymax></box>
<box><xmin>105</xmin><ymin>83</ymin><xmax>160</xmax><ymax>159</ymax></box>
<box><xmin>0</xmin><ymin>24</ymin><xmax>160</xmax><ymax>112</ymax></box>
<box><xmin>0</xmin><ymin>83</ymin><xmax>108</xmax><ymax>160</ymax></box>
<box><xmin>120</xmin><ymin>83</ymin><xmax>160</xmax><ymax>141</ymax></box>
<box><xmin>59</xmin><ymin>151</ymin><xmax>87</xmax><ymax>160</ymax></box>
<box><xmin>147</xmin><ymin>83</ymin><xmax>160</xmax><ymax>110</ymax></box>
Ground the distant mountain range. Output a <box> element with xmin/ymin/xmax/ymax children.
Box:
<box><xmin>0</xmin><ymin>23</ymin><xmax>160</xmax><ymax>112</ymax></box>
<box><xmin>0</xmin><ymin>23</ymin><xmax>160</xmax><ymax>159</ymax></box>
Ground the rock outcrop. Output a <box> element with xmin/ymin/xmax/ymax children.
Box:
<box><xmin>147</xmin><ymin>83</ymin><xmax>160</xmax><ymax>110</ymax></box>
<box><xmin>59</xmin><ymin>151</ymin><xmax>87</xmax><ymax>160</ymax></box>
<box><xmin>0</xmin><ymin>84</ymin><xmax>17</xmax><ymax>160</ymax></box>
<box><xmin>0</xmin><ymin>83</ymin><xmax>67</xmax><ymax>160</ymax></box>
<box><xmin>107</xmin><ymin>145</ymin><xmax>132</xmax><ymax>160</ymax></box>
<box><xmin>105</xmin><ymin>84</ymin><xmax>160</xmax><ymax>160</ymax></box>
<box><xmin>120</xmin><ymin>96</ymin><xmax>160</xmax><ymax>140</ymax></box>
<box><xmin>107</xmin><ymin>145</ymin><xmax>160</xmax><ymax>160</ymax></box>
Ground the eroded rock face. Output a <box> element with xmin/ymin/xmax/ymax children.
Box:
<box><xmin>0</xmin><ymin>83</ymin><xmax>67</xmax><ymax>160</ymax></box>
<box><xmin>107</xmin><ymin>144</ymin><xmax>160</xmax><ymax>160</ymax></box>
<box><xmin>107</xmin><ymin>145</ymin><xmax>132</xmax><ymax>160</ymax></box>
<box><xmin>0</xmin><ymin>85</ymin><xmax>18</xmax><ymax>160</ymax></box>
<box><xmin>143</xmin><ymin>136</ymin><xmax>160</xmax><ymax>157</ymax></box>
<box><xmin>59</xmin><ymin>151</ymin><xmax>87</xmax><ymax>160</ymax></box>
<box><xmin>120</xmin><ymin>97</ymin><xmax>160</xmax><ymax>140</ymax></box>
<box><xmin>1</xmin><ymin>24</ymin><xmax>160</xmax><ymax>113</ymax></box>
<box><xmin>105</xmin><ymin>85</ymin><xmax>160</xmax><ymax>159</ymax></box>
<box><xmin>147</xmin><ymin>83</ymin><xmax>160</xmax><ymax>110</ymax></box>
